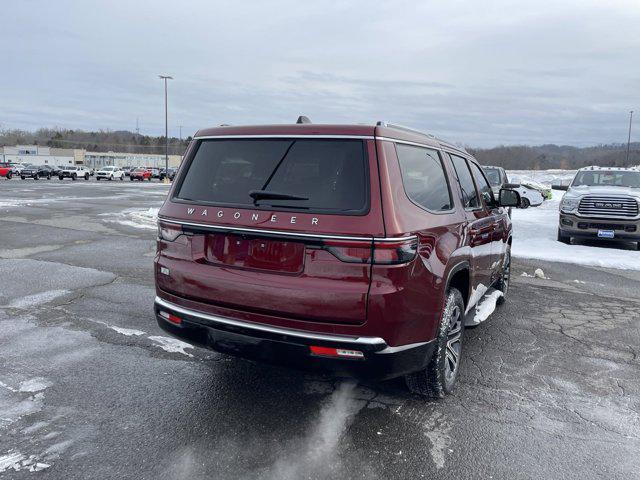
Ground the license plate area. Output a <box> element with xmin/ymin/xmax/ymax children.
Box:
<box><xmin>597</xmin><ymin>229</ymin><xmax>615</xmax><ymax>239</ymax></box>
<box><xmin>203</xmin><ymin>233</ymin><xmax>305</xmax><ymax>274</ymax></box>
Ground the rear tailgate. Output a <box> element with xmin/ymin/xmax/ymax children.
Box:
<box><xmin>156</xmin><ymin>137</ymin><xmax>384</xmax><ymax>325</ymax></box>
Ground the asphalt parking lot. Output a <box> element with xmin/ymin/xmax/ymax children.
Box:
<box><xmin>1</xmin><ymin>180</ymin><xmax>639</xmax><ymax>479</ymax></box>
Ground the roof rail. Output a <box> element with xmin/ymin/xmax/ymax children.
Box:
<box><xmin>376</xmin><ymin>121</ymin><xmax>467</xmax><ymax>153</ymax></box>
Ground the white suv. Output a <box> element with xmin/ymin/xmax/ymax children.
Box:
<box><xmin>96</xmin><ymin>166</ymin><xmax>125</xmax><ymax>181</ymax></box>
<box><xmin>58</xmin><ymin>165</ymin><xmax>91</xmax><ymax>181</ymax></box>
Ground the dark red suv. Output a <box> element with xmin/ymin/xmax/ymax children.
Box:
<box><xmin>154</xmin><ymin>121</ymin><xmax>520</xmax><ymax>396</ymax></box>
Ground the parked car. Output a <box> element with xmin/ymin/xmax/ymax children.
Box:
<box><xmin>557</xmin><ymin>166</ymin><xmax>640</xmax><ymax>249</ymax></box>
<box><xmin>0</xmin><ymin>162</ymin><xmax>13</xmax><ymax>179</ymax></box>
<box><xmin>481</xmin><ymin>166</ymin><xmax>544</xmax><ymax>208</ymax></box>
<box><xmin>130</xmin><ymin>168</ymin><xmax>152</xmax><ymax>181</ymax></box>
<box><xmin>482</xmin><ymin>166</ymin><xmax>508</xmax><ymax>198</ymax></box>
<box><xmin>58</xmin><ymin>165</ymin><xmax>90</xmax><ymax>181</ymax></box>
<box><xmin>159</xmin><ymin>168</ymin><xmax>177</xmax><ymax>181</ymax></box>
<box><xmin>20</xmin><ymin>164</ymin><xmax>54</xmax><ymax>180</ymax></box>
<box><xmin>11</xmin><ymin>163</ymin><xmax>28</xmax><ymax>175</ymax></box>
<box><xmin>153</xmin><ymin>120</ymin><xmax>524</xmax><ymax>397</ymax></box>
<box><xmin>122</xmin><ymin>166</ymin><xmax>134</xmax><ymax>177</ymax></box>
<box><xmin>150</xmin><ymin>168</ymin><xmax>161</xmax><ymax>179</ymax></box>
<box><xmin>96</xmin><ymin>165</ymin><xmax>125</xmax><ymax>181</ymax></box>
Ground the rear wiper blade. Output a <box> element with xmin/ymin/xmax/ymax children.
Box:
<box><xmin>249</xmin><ymin>190</ymin><xmax>308</xmax><ymax>202</ymax></box>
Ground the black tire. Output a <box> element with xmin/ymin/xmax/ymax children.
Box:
<box><xmin>129</xmin><ymin>176</ymin><xmax>134</xmax><ymax>181</ymax></box>
<box><xmin>71</xmin><ymin>174</ymin><xmax>77</xmax><ymax>181</ymax></box>
<box><xmin>495</xmin><ymin>247</ymin><xmax>511</xmax><ymax>305</ymax></box>
<box><xmin>120</xmin><ymin>175</ymin><xmax>124</xmax><ymax>181</ymax></box>
<box><xmin>6</xmin><ymin>171</ymin><xmax>12</xmax><ymax>179</ymax></box>
<box><xmin>109</xmin><ymin>175</ymin><xmax>113</xmax><ymax>181</ymax></box>
<box><xmin>59</xmin><ymin>176</ymin><xmax>64</xmax><ymax>180</ymax></box>
<box><xmin>96</xmin><ymin>177</ymin><xmax>101</xmax><ymax>181</ymax></box>
<box><xmin>34</xmin><ymin>173</ymin><xmax>39</xmax><ymax>180</ymax></box>
<box><xmin>84</xmin><ymin>173</ymin><xmax>89</xmax><ymax>180</ymax></box>
<box><xmin>405</xmin><ymin>288</ymin><xmax>465</xmax><ymax>398</ymax></box>
<box><xmin>47</xmin><ymin>174</ymin><xmax>51</xmax><ymax>180</ymax></box>
<box><xmin>21</xmin><ymin>176</ymin><xmax>25</xmax><ymax>180</ymax></box>
<box><xmin>557</xmin><ymin>228</ymin><xmax>571</xmax><ymax>245</ymax></box>
<box><xmin>521</xmin><ymin>197</ymin><xmax>530</xmax><ymax>209</ymax></box>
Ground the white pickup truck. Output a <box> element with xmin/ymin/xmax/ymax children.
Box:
<box><xmin>96</xmin><ymin>166</ymin><xmax>125</xmax><ymax>181</ymax></box>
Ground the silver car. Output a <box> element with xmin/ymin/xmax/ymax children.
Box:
<box><xmin>557</xmin><ymin>166</ymin><xmax>640</xmax><ymax>249</ymax></box>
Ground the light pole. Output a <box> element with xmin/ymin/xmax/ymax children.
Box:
<box><xmin>626</xmin><ymin>110</ymin><xmax>634</xmax><ymax>164</ymax></box>
<box><xmin>159</xmin><ymin>75</ymin><xmax>173</xmax><ymax>183</ymax></box>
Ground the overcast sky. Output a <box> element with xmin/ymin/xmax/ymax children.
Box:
<box><xmin>1</xmin><ymin>0</ymin><xmax>639</xmax><ymax>147</ymax></box>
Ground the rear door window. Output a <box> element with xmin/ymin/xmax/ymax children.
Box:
<box><xmin>395</xmin><ymin>144</ymin><xmax>452</xmax><ymax>212</ymax></box>
<box><xmin>175</xmin><ymin>139</ymin><xmax>368</xmax><ymax>214</ymax></box>
<box><xmin>449</xmin><ymin>154</ymin><xmax>480</xmax><ymax>209</ymax></box>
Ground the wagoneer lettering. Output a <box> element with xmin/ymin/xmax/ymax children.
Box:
<box><xmin>154</xmin><ymin>120</ymin><xmax>522</xmax><ymax>396</ymax></box>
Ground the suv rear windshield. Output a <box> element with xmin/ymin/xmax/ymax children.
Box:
<box><xmin>175</xmin><ymin>139</ymin><xmax>369</xmax><ymax>214</ymax></box>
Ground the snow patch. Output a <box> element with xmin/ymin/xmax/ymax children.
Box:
<box><xmin>110</xmin><ymin>326</ymin><xmax>146</xmax><ymax>337</ymax></box>
<box><xmin>6</xmin><ymin>289</ymin><xmax>70</xmax><ymax>308</ymax></box>
<box><xmin>466</xmin><ymin>289</ymin><xmax>503</xmax><ymax>326</ymax></box>
<box><xmin>0</xmin><ymin>452</ymin><xmax>50</xmax><ymax>473</ymax></box>
<box><xmin>101</xmin><ymin>207</ymin><xmax>159</xmax><ymax>230</ymax></box>
<box><xmin>19</xmin><ymin>378</ymin><xmax>52</xmax><ymax>393</ymax></box>
<box><xmin>148</xmin><ymin>336</ymin><xmax>194</xmax><ymax>357</ymax></box>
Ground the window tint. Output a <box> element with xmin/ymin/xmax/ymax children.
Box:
<box><xmin>396</xmin><ymin>144</ymin><xmax>452</xmax><ymax>211</ymax></box>
<box><xmin>449</xmin><ymin>154</ymin><xmax>480</xmax><ymax>209</ymax></box>
<box><xmin>468</xmin><ymin>161</ymin><xmax>494</xmax><ymax>205</ymax></box>
<box><xmin>176</xmin><ymin>139</ymin><xmax>368</xmax><ymax>214</ymax></box>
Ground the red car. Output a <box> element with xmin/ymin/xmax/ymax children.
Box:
<box><xmin>0</xmin><ymin>163</ymin><xmax>13</xmax><ymax>179</ymax></box>
<box><xmin>130</xmin><ymin>168</ymin><xmax>152</xmax><ymax>181</ymax></box>
<box><xmin>153</xmin><ymin>121</ymin><xmax>521</xmax><ymax>396</ymax></box>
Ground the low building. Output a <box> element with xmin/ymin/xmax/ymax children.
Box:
<box><xmin>0</xmin><ymin>145</ymin><xmax>82</xmax><ymax>167</ymax></box>
<box><xmin>84</xmin><ymin>151</ymin><xmax>183</xmax><ymax>169</ymax></box>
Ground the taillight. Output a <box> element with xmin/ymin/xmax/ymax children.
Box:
<box><xmin>321</xmin><ymin>237</ymin><xmax>417</xmax><ymax>265</ymax></box>
<box><xmin>158</xmin><ymin>220</ymin><xmax>183</xmax><ymax>242</ymax></box>
<box><xmin>372</xmin><ymin>238</ymin><xmax>418</xmax><ymax>264</ymax></box>
<box><xmin>322</xmin><ymin>240</ymin><xmax>373</xmax><ymax>263</ymax></box>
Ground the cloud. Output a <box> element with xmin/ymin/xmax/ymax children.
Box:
<box><xmin>1</xmin><ymin>0</ymin><xmax>638</xmax><ymax>146</ymax></box>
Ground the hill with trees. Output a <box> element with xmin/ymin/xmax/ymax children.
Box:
<box><xmin>469</xmin><ymin>143</ymin><xmax>640</xmax><ymax>169</ymax></box>
<box><xmin>0</xmin><ymin>128</ymin><xmax>189</xmax><ymax>156</ymax></box>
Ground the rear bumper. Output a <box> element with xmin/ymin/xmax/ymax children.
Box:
<box><xmin>154</xmin><ymin>296</ymin><xmax>434</xmax><ymax>380</ymax></box>
<box><xmin>559</xmin><ymin>213</ymin><xmax>640</xmax><ymax>240</ymax></box>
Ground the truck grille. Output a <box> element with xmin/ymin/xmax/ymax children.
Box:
<box><xmin>578</xmin><ymin>196</ymin><xmax>639</xmax><ymax>218</ymax></box>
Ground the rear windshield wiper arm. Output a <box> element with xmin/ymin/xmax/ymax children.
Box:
<box><xmin>249</xmin><ymin>190</ymin><xmax>308</xmax><ymax>202</ymax></box>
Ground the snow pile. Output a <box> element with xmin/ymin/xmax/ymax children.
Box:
<box><xmin>507</xmin><ymin>169</ymin><xmax>576</xmax><ymax>187</ymax></box>
<box><xmin>101</xmin><ymin>207</ymin><xmax>159</xmax><ymax>230</ymax></box>
<box><xmin>511</xmin><ymin>190</ymin><xmax>640</xmax><ymax>270</ymax></box>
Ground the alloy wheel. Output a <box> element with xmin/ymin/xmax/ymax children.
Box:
<box><xmin>444</xmin><ymin>304</ymin><xmax>463</xmax><ymax>385</ymax></box>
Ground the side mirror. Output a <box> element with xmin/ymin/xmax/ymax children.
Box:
<box><xmin>552</xmin><ymin>184</ymin><xmax>569</xmax><ymax>191</ymax></box>
<box><xmin>499</xmin><ymin>188</ymin><xmax>521</xmax><ymax>207</ymax></box>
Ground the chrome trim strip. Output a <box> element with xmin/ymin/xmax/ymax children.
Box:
<box><xmin>376</xmin><ymin>136</ymin><xmax>436</xmax><ymax>148</ymax></box>
<box><xmin>193</xmin><ymin>134</ymin><xmax>375</xmax><ymax>140</ymax></box>
<box><xmin>155</xmin><ymin>296</ymin><xmax>386</xmax><ymax>346</ymax></box>
<box><xmin>377</xmin><ymin>340</ymin><xmax>431</xmax><ymax>353</ymax></box>
<box><xmin>158</xmin><ymin>217</ymin><xmax>417</xmax><ymax>243</ymax></box>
